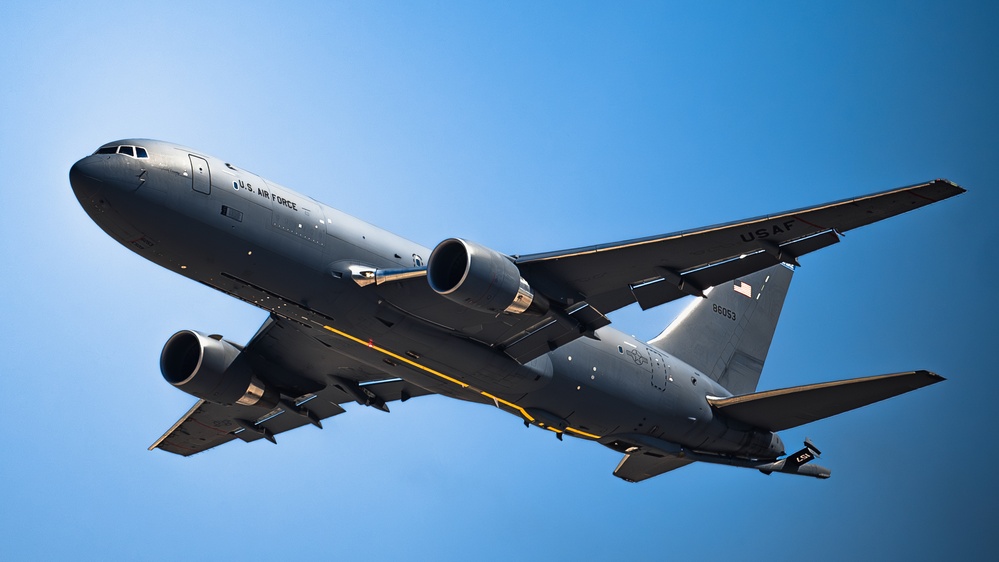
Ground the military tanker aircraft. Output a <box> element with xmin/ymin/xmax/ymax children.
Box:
<box><xmin>70</xmin><ymin>139</ymin><xmax>963</xmax><ymax>481</ymax></box>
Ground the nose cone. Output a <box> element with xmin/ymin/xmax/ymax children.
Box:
<box><xmin>69</xmin><ymin>155</ymin><xmax>106</xmax><ymax>203</ymax></box>
<box><xmin>69</xmin><ymin>152</ymin><xmax>143</xmax><ymax>205</ymax></box>
<box><xmin>70</xmin><ymin>153</ymin><xmax>151</xmax><ymax>244</ymax></box>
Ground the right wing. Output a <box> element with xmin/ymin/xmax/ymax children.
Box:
<box><xmin>372</xmin><ymin>180</ymin><xmax>963</xmax><ymax>365</ymax></box>
<box><xmin>507</xmin><ymin>179</ymin><xmax>963</xmax><ymax>361</ymax></box>
<box><xmin>515</xmin><ymin>179</ymin><xmax>964</xmax><ymax>315</ymax></box>
<box><xmin>149</xmin><ymin>315</ymin><xmax>434</xmax><ymax>456</ymax></box>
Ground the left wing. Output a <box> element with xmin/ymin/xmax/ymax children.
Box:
<box><xmin>150</xmin><ymin>316</ymin><xmax>434</xmax><ymax>456</ymax></box>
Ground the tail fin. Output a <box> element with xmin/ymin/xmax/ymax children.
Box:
<box><xmin>648</xmin><ymin>263</ymin><xmax>793</xmax><ymax>395</ymax></box>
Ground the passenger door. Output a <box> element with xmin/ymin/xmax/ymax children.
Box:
<box><xmin>189</xmin><ymin>155</ymin><xmax>210</xmax><ymax>194</ymax></box>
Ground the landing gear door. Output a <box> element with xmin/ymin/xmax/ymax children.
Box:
<box><xmin>190</xmin><ymin>155</ymin><xmax>211</xmax><ymax>194</ymax></box>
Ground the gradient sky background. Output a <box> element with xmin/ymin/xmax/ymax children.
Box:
<box><xmin>1</xmin><ymin>2</ymin><xmax>996</xmax><ymax>560</ymax></box>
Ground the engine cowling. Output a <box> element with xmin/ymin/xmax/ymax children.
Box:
<box><xmin>427</xmin><ymin>238</ymin><xmax>548</xmax><ymax>315</ymax></box>
<box><xmin>160</xmin><ymin>330</ymin><xmax>278</xmax><ymax>409</ymax></box>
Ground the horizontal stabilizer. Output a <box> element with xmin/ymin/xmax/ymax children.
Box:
<box><xmin>613</xmin><ymin>450</ymin><xmax>694</xmax><ymax>483</ymax></box>
<box><xmin>707</xmin><ymin>370</ymin><xmax>944</xmax><ymax>431</ymax></box>
<box><xmin>606</xmin><ymin>433</ymin><xmax>832</xmax><ymax>481</ymax></box>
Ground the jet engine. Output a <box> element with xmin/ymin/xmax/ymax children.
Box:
<box><xmin>427</xmin><ymin>238</ymin><xmax>548</xmax><ymax>315</ymax></box>
<box><xmin>160</xmin><ymin>330</ymin><xmax>278</xmax><ymax>409</ymax></box>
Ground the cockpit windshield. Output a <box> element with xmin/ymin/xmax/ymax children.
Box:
<box><xmin>95</xmin><ymin>145</ymin><xmax>148</xmax><ymax>158</ymax></box>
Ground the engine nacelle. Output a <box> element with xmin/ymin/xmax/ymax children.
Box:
<box><xmin>427</xmin><ymin>238</ymin><xmax>548</xmax><ymax>315</ymax></box>
<box><xmin>160</xmin><ymin>330</ymin><xmax>278</xmax><ymax>409</ymax></box>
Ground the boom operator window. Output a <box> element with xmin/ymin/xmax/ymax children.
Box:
<box><xmin>95</xmin><ymin>145</ymin><xmax>148</xmax><ymax>158</ymax></box>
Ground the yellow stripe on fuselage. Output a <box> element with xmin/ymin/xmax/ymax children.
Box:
<box><xmin>321</xmin><ymin>324</ymin><xmax>601</xmax><ymax>440</ymax></box>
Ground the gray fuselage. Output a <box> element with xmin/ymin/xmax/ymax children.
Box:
<box><xmin>70</xmin><ymin>139</ymin><xmax>783</xmax><ymax>459</ymax></box>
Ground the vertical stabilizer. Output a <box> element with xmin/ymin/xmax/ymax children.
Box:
<box><xmin>648</xmin><ymin>263</ymin><xmax>794</xmax><ymax>395</ymax></box>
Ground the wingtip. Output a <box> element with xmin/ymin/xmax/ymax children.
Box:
<box><xmin>915</xmin><ymin>369</ymin><xmax>946</xmax><ymax>383</ymax></box>
<box><xmin>931</xmin><ymin>178</ymin><xmax>967</xmax><ymax>195</ymax></box>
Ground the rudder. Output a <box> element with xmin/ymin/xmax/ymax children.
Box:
<box><xmin>648</xmin><ymin>263</ymin><xmax>794</xmax><ymax>395</ymax></box>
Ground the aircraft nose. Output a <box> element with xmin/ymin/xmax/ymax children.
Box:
<box><xmin>69</xmin><ymin>156</ymin><xmax>105</xmax><ymax>202</ymax></box>
<box><xmin>70</xmin><ymin>153</ymin><xmax>143</xmax><ymax>203</ymax></box>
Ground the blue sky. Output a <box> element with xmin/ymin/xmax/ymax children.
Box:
<box><xmin>1</xmin><ymin>2</ymin><xmax>995</xmax><ymax>560</ymax></box>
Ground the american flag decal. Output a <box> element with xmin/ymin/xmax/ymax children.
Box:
<box><xmin>734</xmin><ymin>280</ymin><xmax>752</xmax><ymax>298</ymax></box>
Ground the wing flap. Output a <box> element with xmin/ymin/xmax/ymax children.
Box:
<box><xmin>499</xmin><ymin>303</ymin><xmax>611</xmax><ymax>363</ymax></box>
<box><xmin>150</xmin><ymin>394</ymin><xmax>345</xmax><ymax>456</ymax></box>
<box><xmin>707</xmin><ymin>370</ymin><xmax>944</xmax><ymax>431</ymax></box>
<box><xmin>629</xmin><ymin>231</ymin><xmax>839</xmax><ymax>310</ymax></box>
<box><xmin>151</xmin><ymin>376</ymin><xmax>434</xmax><ymax>456</ymax></box>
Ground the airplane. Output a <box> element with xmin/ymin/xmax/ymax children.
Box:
<box><xmin>69</xmin><ymin>139</ymin><xmax>963</xmax><ymax>481</ymax></box>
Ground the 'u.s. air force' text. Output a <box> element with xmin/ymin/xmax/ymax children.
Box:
<box><xmin>233</xmin><ymin>179</ymin><xmax>299</xmax><ymax>211</ymax></box>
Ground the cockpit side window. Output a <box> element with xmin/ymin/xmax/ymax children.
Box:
<box><xmin>135</xmin><ymin>147</ymin><xmax>148</xmax><ymax>158</ymax></box>
<box><xmin>117</xmin><ymin>146</ymin><xmax>135</xmax><ymax>157</ymax></box>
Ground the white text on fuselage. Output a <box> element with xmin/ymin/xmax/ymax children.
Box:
<box><xmin>233</xmin><ymin>179</ymin><xmax>299</xmax><ymax>211</ymax></box>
